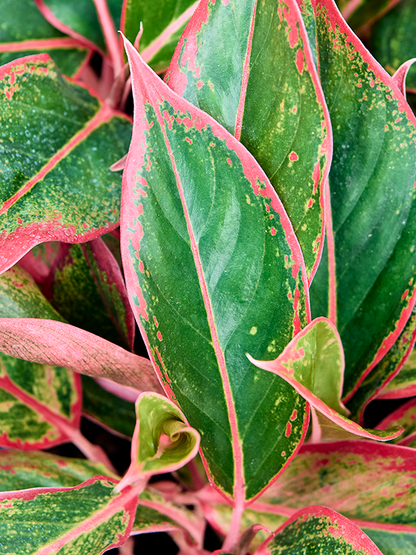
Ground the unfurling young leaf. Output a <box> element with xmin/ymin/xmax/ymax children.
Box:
<box><xmin>115</xmin><ymin>392</ymin><xmax>200</xmax><ymax>493</ymax></box>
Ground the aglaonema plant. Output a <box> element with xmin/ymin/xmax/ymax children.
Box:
<box><xmin>0</xmin><ymin>0</ymin><xmax>416</xmax><ymax>553</ymax></box>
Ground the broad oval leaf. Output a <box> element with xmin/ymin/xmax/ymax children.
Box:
<box><xmin>0</xmin><ymin>0</ymin><xmax>90</xmax><ymax>77</ymax></box>
<box><xmin>248</xmin><ymin>318</ymin><xmax>403</xmax><ymax>440</ymax></box>
<box><xmin>165</xmin><ymin>0</ymin><xmax>332</xmax><ymax>280</ymax></box>
<box><xmin>0</xmin><ymin>53</ymin><xmax>132</xmax><ymax>273</ymax></box>
<box><xmin>0</xmin><ymin>318</ymin><xmax>164</xmax><ymax>393</ymax></box>
<box><xmin>122</xmin><ymin>38</ymin><xmax>310</xmax><ymax>503</ymax></box>
<box><xmin>115</xmin><ymin>392</ymin><xmax>200</xmax><ymax>492</ymax></box>
<box><xmin>0</xmin><ymin>477</ymin><xmax>139</xmax><ymax>554</ymax></box>
<box><xmin>255</xmin><ymin>506</ymin><xmax>383</xmax><ymax>555</ymax></box>
<box><xmin>309</xmin><ymin>0</ymin><xmax>416</xmax><ymax>401</ymax></box>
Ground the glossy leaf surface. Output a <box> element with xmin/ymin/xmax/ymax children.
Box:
<box><xmin>0</xmin><ymin>318</ymin><xmax>163</xmax><ymax>392</ymax></box>
<box><xmin>256</xmin><ymin>506</ymin><xmax>382</xmax><ymax>555</ymax></box>
<box><xmin>0</xmin><ymin>449</ymin><xmax>114</xmax><ymax>491</ymax></box>
<box><xmin>0</xmin><ymin>477</ymin><xmax>139</xmax><ymax>554</ymax></box>
<box><xmin>248</xmin><ymin>318</ymin><xmax>402</xmax><ymax>440</ymax></box>
<box><xmin>377</xmin><ymin>348</ymin><xmax>416</xmax><ymax>399</ymax></box>
<box><xmin>310</xmin><ymin>0</ymin><xmax>416</xmax><ymax>400</ymax></box>
<box><xmin>370</xmin><ymin>0</ymin><xmax>416</xmax><ymax>91</ymax></box>
<box><xmin>116</xmin><ymin>392</ymin><xmax>200</xmax><ymax>491</ymax></box>
<box><xmin>122</xmin><ymin>38</ymin><xmax>309</xmax><ymax>502</ymax></box>
<box><xmin>46</xmin><ymin>239</ymin><xmax>134</xmax><ymax>349</ymax></box>
<box><xmin>0</xmin><ymin>0</ymin><xmax>90</xmax><ymax>76</ymax></box>
<box><xmin>82</xmin><ymin>375</ymin><xmax>136</xmax><ymax>438</ymax></box>
<box><xmin>121</xmin><ymin>0</ymin><xmax>199</xmax><ymax>72</ymax></box>
<box><xmin>347</xmin><ymin>306</ymin><xmax>416</xmax><ymax>420</ymax></box>
<box><xmin>166</xmin><ymin>0</ymin><xmax>332</xmax><ymax>280</ymax></box>
<box><xmin>0</xmin><ymin>54</ymin><xmax>132</xmax><ymax>273</ymax></box>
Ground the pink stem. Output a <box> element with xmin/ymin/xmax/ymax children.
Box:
<box><xmin>66</xmin><ymin>426</ymin><xmax>118</xmax><ymax>475</ymax></box>
<box><xmin>92</xmin><ymin>0</ymin><xmax>124</xmax><ymax>78</ymax></box>
<box><xmin>186</xmin><ymin>458</ymin><xmax>207</xmax><ymax>491</ymax></box>
<box><xmin>222</xmin><ymin>499</ymin><xmax>245</xmax><ymax>553</ymax></box>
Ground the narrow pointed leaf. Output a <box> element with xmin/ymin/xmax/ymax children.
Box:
<box><xmin>248</xmin><ymin>318</ymin><xmax>402</xmax><ymax>440</ymax></box>
<box><xmin>309</xmin><ymin>0</ymin><xmax>416</xmax><ymax>400</ymax></box>
<box><xmin>346</xmin><ymin>305</ymin><xmax>416</xmax><ymax>421</ymax></box>
<box><xmin>0</xmin><ymin>449</ymin><xmax>115</xmax><ymax>491</ymax></box>
<box><xmin>82</xmin><ymin>375</ymin><xmax>137</xmax><ymax>438</ymax></box>
<box><xmin>392</xmin><ymin>60</ymin><xmax>416</xmax><ymax>98</ymax></box>
<box><xmin>377</xmin><ymin>348</ymin><xmax>416</xmax><ymax>399</ymax></box>
<box><xmin>256</xmin><ymin>506</ymin><xmax>383</xmax><ymax>555</ymax></box>
<box><xmin>0</xmin><ymin>477</ymin><xmax>139</xmax><ymax>554</ymax></box>
<box><xmin>370</xmin><ymin>0</ymin><xmax>416</xmax><ymax>91</ymax></box>
<box><xmin>0</xmin><ymin>351</ymin><xmax>81</xmax><ymax>449</ymax></box>
<box><xmin>0</xmin><ymin>0</ymin><xmax>90</xmax><ymax>77</ymax></box>
<box><xmin>165</xmin><ymin>0</ymin><xmax>332</xmax><ymax>280</ymax></box>
<box><xmin>0</xmin><ymin>318</ymin><xmax>164</xmax><ymax>393</ymax></box>
<box><xmin>202</xmin><ymin>441</ymin><xmax>416</xmax><ymax>552</ymax></box>
<box><xmin>116</xmin><ymin>392</ymin><xmax>200</xmax><ymax>491</ymax></box>
<box><xmin>0</xmin><ymin>54</ymin><xmax>132</xmax><ymax>273</ymax></box>
<box><xmin>122</xmin><ymin>38</ymin><xmax>309</xmax><ymax>503</ymax></box>
<box><xmin>121</xmin><ymin>0</ymin><xmax>200</xmax><ymax>72</ymax></box>
<box><xmin>45</xmin><ymin>240</ymin><xmax>134</xmax><ymax>349</ymax></box>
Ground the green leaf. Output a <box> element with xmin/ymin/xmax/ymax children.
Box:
<box><xmin>377</xmin><ymin>348</ymin><xmax>416</xmax><ymax>399</ymax></box>
<box><xmin>370</xmin><ymin>0</ymin><xmax>416</xmax><ymax>91</ymax></box>
<box><xmin>346</xmin><ymin>305</ymin><xmax>416</xmax><ymax>420</ymax></box>
<box><xmin>0</xmin><ymin>54</ymin><xmax>131</xmax><ymax>273</ymax></box>
<box><xmin>0</xmin><ymin>0</ymin><xmax>90</xmax><ymax>77</ymax></box>
<box><xmin>115</xmin><ymin>392</ymin><xmax>200</xmax><ymax>492</ymax></box>
<box><xmin>248</xmin><ymin>318</ymin><xmax>402</xmax><ymax>441</ymax></box>
<box><xmin>46</xmin><ymin>240</ymin><xmax>134</xmax><ymax>349</ymax></box>
<box><xmin>122</xmin><ymin>38</ymin><xmax>309</xmax><ymax>502</ymax></box>
<box><xmin>257</xmin><ymin>506</ymin><xmax>383</xmax><ymax>555</ymax></box>
<box><xmin>339</xmin><ymin>0</ymin><xmax>402</xmax><ymax>31</ymax></box>
<box><xmin>82</xmin><ymin>375</ymin><xmax>137</xmax><ymax>438</ymax></box>
<box><xmin>165</xmin><ymin>0</ymin><xmax>332</xmax><ymax>280</ymax></box>
<box><xmin>0</xmin><ymin>449</ymin><xmax>115</xmax><ymax>491</ymax></box>
<box><xmin>122</xmin><ymin>0</ymin><xmax>199</xmax><ymax>72</ymax></box>
<box><xmin>309</xmin><ymin>0</ymin><xmax>416</xmax><ymax>400</ymax></box>
<box><xmin>0</xmin><ymin>477</ymin><xmax>139</xmax><ymax>554</ymax></box>
<box><xmin>378</xmin><ymin>397</ymin><xmax>416</xmax><ymax>446</ymax></box>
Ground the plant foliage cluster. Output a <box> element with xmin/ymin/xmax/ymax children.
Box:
<box><xmin>0</xmin><ymin>0</ymin><xmax>416</xmax><ymax>553</ymax></box>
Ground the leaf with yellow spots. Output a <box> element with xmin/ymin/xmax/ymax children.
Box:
<box><xmin>165</xmin><ymin>0</ymin><xmax>332</xmax><ymax>281</ymax></box>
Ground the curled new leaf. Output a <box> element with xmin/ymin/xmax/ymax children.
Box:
<box><xmin>115</xmin><ymin>392</ymin><xmax>200</xmax><ymax>493</ymax></box>
<box><xmin>248</xmin><ymin>318</ymin><xmax>403</xmax><ymax>441</ymax></box>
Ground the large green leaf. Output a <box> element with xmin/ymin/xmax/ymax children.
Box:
<box><xmin>0</xmin><ymin>53</ymin><xmax>131</xmax><ymax>273</ymax></box>
<box><xmin>309</xmin><ymin>0</ymin><xmax>416</xmax><ymax>400</ymax></box>
<box><xmin>0</xmin><ymin>0</ymin><xmax>90</xmax><ymax>77</ymax></box>
<box><xmin>165</xmin><ymin>0</ymin><xmax>332</xmax><ymax>280</ymax></box>
<box><xmin>370</xmin><ymin>0</ymin><xmax>416</xmax><ymax>92</ymax></box>
<box><xmin>121</xmin><ymin>0</ymin><xmax>199</xmax><ymax>72</ymax></box>
<box><xmin>256</xmin><ymin>506</ymin><xmax>382</xmax><ymax>555</ymax></box>
<box><xmin>122</xmin><ymin>38</ymin><xmax>310</xmax><ymax>503</ymax></box>
<box><xmin>0</xmin><ymin>477</ymin><xmax>139</xmax><ymax>554</ymax></box>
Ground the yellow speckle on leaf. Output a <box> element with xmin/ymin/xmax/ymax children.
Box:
<box><xmin>250</xmin><ymin>326</ymin><xmax>257</xmax><ymax>335</ymax></box>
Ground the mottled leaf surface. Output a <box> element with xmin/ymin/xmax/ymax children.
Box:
<box><xmin>310</xmin><ymin>0</ymin><xmax>416</xmax><ymax>401</ymax></box>
<box><xmin>377</xmin><ymin>348</ymin><xmax>416</xmax><ymax>399</ymax></box>
<box><xmin>166</xmin><ymin>0</ymin><xmax>331</xmax><ymax>280</ymax></box>
<box><xmin>46</xmin><ymin>240</ymin><xmax>134</xmax><ymax>349</ymax></box>
<box><xmin>82</xmin><ymin>375</ymin><xmax>136</xmax><ymax>438</ymax></box>
<box><xmin>0</xmin><ymin>477</ymin><xmax>139</xmax><ymax>554</ymax></box>
<box><xmin>347</xmin><ymin>305</ymin><xmax>416</xmax><ymax>420</ymax></box>
<box><xmin>0</xmin><ymin>0</ymin><xmax>90</xmax><ymax>76</ymax></box>
<box><xmin>0</xmin><ymin>449</ymin><xmax>114</xmax><ymax>491</ymax></box>
<box><xmin>121</xmin><ymin>0</ymin><xmax>199</xmax><ymax>72</ymax></box>
<box><xmin>256</xmin><ymin>506</ymin><xmax>382</xmax><ymax>555</ymax></box>
<box><xmin>248</xmin><ymin>318</ymin><xmax>402</xmax><ymax>440</ymax></box>
<box><xmin>0</xmin><ymin>54</ymin><xmax>132</xmax><ymax>273</ymax></box>
<box><xmin>370</xmin><ymin>0</ymin><xmax>416</xmax><ymax>91</ymax></box>
<box><xmin>122</xmin><ymin>39</ymin><xmax>309</xmax><ymax>502</ymax></box>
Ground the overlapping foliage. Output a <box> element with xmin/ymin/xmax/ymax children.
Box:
<box><xmin>0</xmin><ymin>0</ymin><xmax>415</xmax><ymax>553</ymax></box>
